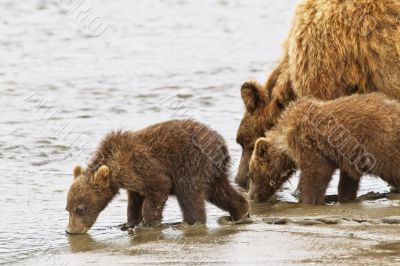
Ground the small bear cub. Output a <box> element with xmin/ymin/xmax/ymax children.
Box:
<box><xmin>249</xmin><ymin>93</ymin><xmax>400</xmax><ymax>204</ymax></box>
<box><xmin>66</xmin><ymin>119</ymin><xmax>249</xmax><ymax>234</ymax></box>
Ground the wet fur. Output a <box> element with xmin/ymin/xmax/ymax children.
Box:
<box><xmin>67</xmin><ymin>119</ymin><xmax>248</xmax><ymax>233</ymax></box>
<box><xmin>236</xmin><ymin>0</ymin><xmax>400</xmax><ymax>189</ymax></box>
<box><xmin>249</xmin><ymin>93</ymin><xmax>400</xmax><ymax>204</ymax></box>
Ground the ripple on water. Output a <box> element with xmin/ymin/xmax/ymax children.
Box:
<box><xmin>49</xmin><ymin>144</ymin><xmax>70</xmax><ymax>151</ymax></box>
<box><xmin>198</xmin><ymin>96</ymin><xmax>215</xmax><ymax>106</ymax></box>
<box><xmin>79</xmin><ymin>107</ymin><xmax>94</xmax><ymax>112</ymax></box>
<box><xmin>35</xmin><ymin>139</ymin><xmax>52</xmax><ymax>145</ymax></box>
<box><xmin>176</xmin><ymin>94</ymin><xmax>193</xmax><ymax>99</ymax></box>
<box><xmin>109</xmin><ymin>107</ymin><xmax>127</xmax><ymax>114</ymax></box>
<box><xmin>4</xmin><ymin>145</ymin><xmax>29</xmax><ymax>152</ymax></box>
<box><xmin>77</xmin><ymin>115</ymin><xmax>92</xmax><ymax>119</ymax></box>
<box><xmin>136</xmin><ymin>93</ymin><xmax>161</xmax><ymax>99</ymax></box>
<box><xmin>31</xmin><ymin>160</ymin><xmax>52</xmax><ymax>166</ymax></box>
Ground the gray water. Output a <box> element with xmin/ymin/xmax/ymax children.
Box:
<box><xmin>0</xmin><ymin>0</ymin><xmax>393</xmax><ymax>264</ymax></box>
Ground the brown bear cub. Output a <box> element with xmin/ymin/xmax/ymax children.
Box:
<box><xmin>66</xmin><ymin>119</ymin><xmax>249</xmax><ymax>234</ymax></box>
<box><xmin>248</xmin><ymin>93</ymin><xmax>400</xmax><ymax>204</ymax></box>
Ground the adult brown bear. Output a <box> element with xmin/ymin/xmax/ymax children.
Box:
<box><xmin>235</xmin><ymin>0</ymin><xmax>400</xmax><ymax>197</ymax></box>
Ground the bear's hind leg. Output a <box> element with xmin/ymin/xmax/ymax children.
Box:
<box><xmin>207</xmin><ymin>177</ymin><xmax>249</xmax><ymax>221</ymax></box>
<box><xmin>175</xmin><ymin>185</ymin><xmax>206</xmax><ymax>225</ymax></box>
<box><xmin>338</xmin><ymin>171</ymin><xmax>360</xmax><ymax>202</ymax></box>
<box><xmin>299</xmin><ymin>161</ymin><xmax>336</xmax><ymax>205</ymax></box>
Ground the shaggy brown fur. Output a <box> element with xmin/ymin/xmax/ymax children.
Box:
<box><xmin>248</xmin><ymin>93</ymin><xmax>400</xmax><ymax>204</ymax></box>
<box><xmin>236</xmin><ymin>0</ymin><xmax>400</xmax><ymax>189</ymax></box>
<box><xmin>66</xmin><ymin>119</ymin><xmax>249</xmax><ymax>234</ymax></box>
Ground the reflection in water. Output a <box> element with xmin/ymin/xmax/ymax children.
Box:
<box><xmin>375</xmin><ymin>241</ymin><xmax>400</xmax><ymax>254</ymax></box>
<box><xmin>66</xmin><ymin>222</ymin><xmax>238</xmax><ymax>256</ymax></box>
<box><xmin>129</xmin><ymin>225</ymin><xmax>167</xmax><ymax>245</ymax></box>
<box><xmin>67</xmin><ymin>234</ymin><xmax>103</xmax><ymax>253</ymax></box>
<box><xmin>61</xmin><ymin>199</ymin><xmax>400</xmax><ymax>265</ymax></box>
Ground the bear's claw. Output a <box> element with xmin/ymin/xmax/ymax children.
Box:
<box><xmin>218</xmin><ymin>214</ymin><xmax>253</xmax><ymax>225</ymax></box>
<box><xmin>139</xmin><ymin>220</ymin><xmax>162</xmax><ymax>227</ymax></box>
<box><xmin>117</xmin><ymin>223</ymin><xmax>135</xmax><ymax>231</ymax></box>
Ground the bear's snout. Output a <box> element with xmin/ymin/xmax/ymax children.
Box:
<box><xmin>65</xmin><ymin>227</ymin><xmax>88</xmax><ymax>235</ymax></box>
<box><xmin>66</xmin><ymin>215</ymin><xmax>90</xmax><ymax>235</ymax></box>
<box><xmin>249</xmin><ymin>187</ymin><xmax>270</xmax><ymax>203</ymax></box>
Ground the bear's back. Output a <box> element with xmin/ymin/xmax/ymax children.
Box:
<box><xmin>135</xmin><ymin>119</ymin><xmax>230</xmax><ymax>180</ymax></box>
<box><xmin>277</xmin><ymin>93</ymin><xmax>400</xmax><ymax>158</ymax></box>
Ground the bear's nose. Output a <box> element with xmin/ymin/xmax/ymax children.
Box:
<box><xmin>65</xmin><ymin>228</ymin><xmax>79</xmax><ymax>235</ymax></box>
<box><xmin>65</xmin><ymin>227</ymin><xmax>88</xmax><ymax>235</ymax></box>
<box><xmin>65</xmin><ymin>230</ymin><xmax>81</xmax><ymax>235</ymax></box>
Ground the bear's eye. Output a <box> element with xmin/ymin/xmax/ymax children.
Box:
<box><xmin>277</xmin><ymin>100</ymin><xmax>285</xmax><ymax>110</ymax></box>
<box><xmin>75</xmin><ymin>207</ymin><xmax>85</xmax><ymax>215</ymax></box>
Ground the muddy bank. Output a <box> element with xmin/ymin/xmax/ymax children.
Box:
<box><xmin>21</xmin><ymin>194</ymin><xmax>400</xmax><ymax>265</ymax></box>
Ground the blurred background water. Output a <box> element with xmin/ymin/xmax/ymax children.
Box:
<box><xmin>0</xmin><ymin>0</ymin><xmax>391</xmax><ymax>264</ymax></box>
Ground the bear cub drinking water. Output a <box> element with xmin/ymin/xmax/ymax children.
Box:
<box><xmin>66</xmin><ymin>119</ymin><xmax>249</xmax><ymax>234</ymax></box>
<box><xmin>249</xmin><ymin>93</ymin><xmax>400</xmax><ymax>204</ymax></box>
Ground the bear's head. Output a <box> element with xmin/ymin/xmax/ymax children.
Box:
<box><xmin>248</xmin><ymin>138</ymin><xmax>295</xmax><ymax>202</ymax></box>
<box><xmin>66</xmin><ymin>165</ymin><xmax>117</xmax><ymax>234</ymax></box>
<box><xmin>236</xmin><ymin>81</ymin><xmax>293</xmax><ymax>189</ymax></box>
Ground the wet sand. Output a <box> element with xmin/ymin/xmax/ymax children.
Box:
<box><xmin>20</xmin><ymin>194</ymin><xmax>400</xmax><ymax>265</ymax></box>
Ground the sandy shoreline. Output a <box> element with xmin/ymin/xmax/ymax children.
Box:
<box><xmin>20</xmin><ymin>196</ymin><xmax>400</xmax><ymax>265</ymax></box>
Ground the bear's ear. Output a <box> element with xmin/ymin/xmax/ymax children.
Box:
<box><xmin>241</xmin><ymin>81</ymin><xmax>267</xmax><ymax>113</ymax></box>
<box><xmin>255</xmin><ymin>138</ymin><xmax>269</xmax><ymax>159</ymax></box>
<box><xmin>73</xmin><ymin>165</ymin><xmax>84</xmax><ymax>179</ymax></box>
<box><xmin>93</xmin><ymin>165</ymin><xmax>110</xmax><ymax>187</ymax></box>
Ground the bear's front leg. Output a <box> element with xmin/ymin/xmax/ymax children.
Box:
<box><xmin>127</xmin><ymin>191</ymin><xmax>144</xmax><ymax>226</ymax></box>
<box><xmin>119</xmin><ymin>191</ymin><xmax>145</xmax><ymax>231</ymax></box>
<box><xmin>338</xmin><ymin>171</ymin><xmax>360</xmax><ymax>202</ymax></box>
<box><xmin>207</xmin><ymin>178</ymin><xmax>249</xmax><ymax>222</ymax></box>
<box><xmin>141</xmin><ymin>191</ymin><xmax>169</xmax><ymax>227</ymax></box>
<box><xmin>299</xmin><ymin>160</ymin><xmax>336</xmax><ymax>205</ymax></box>
<box><xmin>390</xmin><ymin>187</ymin><xmax>400</xmax><ymax>194</ymax></box>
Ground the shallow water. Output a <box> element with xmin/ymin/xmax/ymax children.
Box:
<box><xmin>0</xmin><ymin>0</ymin><xmax>397</xmax><ymax>265</ymax></box>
